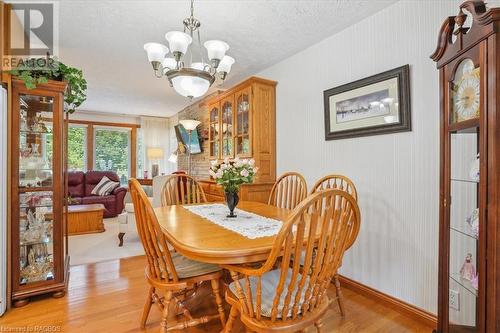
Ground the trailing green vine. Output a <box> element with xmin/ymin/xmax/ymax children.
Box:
<box><xmin>9</xmin><ymin>58</ymin><xmax>87</xmax><ymax>113</ymax></box>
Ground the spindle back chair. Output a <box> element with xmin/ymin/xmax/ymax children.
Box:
<box><xmin>223</xmin><ymin>189</ymin><xmax>361</xmax><ymax>332</ymax></box>
<box><xmin>311</xmin><ymin>174</ymin><xmax>357</xmax><ymax>201</ymax></box>
<box><xmin>129</xmin><ymin>179</ymin><xmax>225</xmax><ymax>332</ymax></box>
<box><xmin>310</xmin><ymin>174</ymin><xmax>359</xmax><ymax>317</ymax></box>
<box><xmin>161</xmin><ymin>174</ymin><xmax>207</xmax><ymax>206</ymax></box>
<box><xmin>268</xmin><ymin>172</ymin><xmax>308</xmax><ymax>210</ymax></box>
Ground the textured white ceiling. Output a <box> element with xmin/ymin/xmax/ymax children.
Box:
<box><xmin>58</xmin><ymin>0</ymin><xmax>397</xmax><ymax>117</ymax></box>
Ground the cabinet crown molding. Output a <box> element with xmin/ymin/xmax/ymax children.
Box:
<box><xmin>431</xmin><ymin>0</ymin><xmax>500</xmax><ymax>67</ymax></box>
<box><xmin>206</xmin><ymin>76</ymin><xmax>277</xmax><ymax>104</ymax></box>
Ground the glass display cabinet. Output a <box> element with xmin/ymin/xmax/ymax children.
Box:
<box><xmin>206</xmin><ymin>77</ymin><xmax>275</xmax><ymax>171</ymax></box>
<box><xmin>201</xmin><ymin>76</ymin><xmax>276</xmax><ymax>201</ymax></box>
<box><xmin>10</xmin><ymin>79</ymin><xmax>69</xmax><ymax>307</ymax></box>
<box><xmin>431</xmin><ymin>1</ymin><xmax>500</xmax><ymax>332</ymax></box>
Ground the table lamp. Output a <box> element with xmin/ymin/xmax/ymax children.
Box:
<box><xmin>147</xmin><ymin>147</ymin><xmax>164</xmax><ymax>178</ymax></box>
<box><xmin>179</xmin><ymin>119</ymin><xmax>201</xmax><ymax>175</ymax></box>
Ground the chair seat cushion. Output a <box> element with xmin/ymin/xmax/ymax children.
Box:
<box><xmin>229</xmin><ymin>268</ymin><xmax>309</xmax><ymax>318</ymax></box>
<box><xmin>170</xmin><ymin>252</ymin><xmax>220</xmax><ymax>279</ymax></box>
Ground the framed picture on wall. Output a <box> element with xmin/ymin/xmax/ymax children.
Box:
<box><xmin>323</xmin><ymin>64</ymin><xmax>411</xmax><ymax>140</ymax></box>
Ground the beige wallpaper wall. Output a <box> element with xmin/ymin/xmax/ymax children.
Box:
<box><xmin>257</xmin><ymin>0</ymin><xmax>500</xmax><ymax>314</ymax></box>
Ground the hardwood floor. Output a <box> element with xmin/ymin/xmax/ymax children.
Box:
<box><xmin>0</xmin><ymin>255</ymin><xmax>434</xmax><ymax>332</ymax></box>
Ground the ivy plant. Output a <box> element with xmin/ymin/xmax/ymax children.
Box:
<box><xmin>9</xmin><ymin>58</ymin><xmax>87</xmax><ymax>113</ymax></box>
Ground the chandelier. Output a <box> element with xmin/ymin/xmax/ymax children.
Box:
<box><xmin>143</xmin><ymin>0</ymin><xmax>235</xmax><ymax>99</ymax></box>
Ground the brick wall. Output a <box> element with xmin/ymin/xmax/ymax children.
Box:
<box><xmin>177</xmin><ymin>91</ymin><xmax>221</xmax><ymax>180</ymax></box>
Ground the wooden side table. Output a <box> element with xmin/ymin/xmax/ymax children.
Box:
<box><xmin>67</xmin><ymin>204</ymin><xmax>105</xmax><ymax>236</ymax></box>
<box><xmin>136</xmin><ymin>178</ymin><xmax>153</xmax><ymax>186</ymax></box>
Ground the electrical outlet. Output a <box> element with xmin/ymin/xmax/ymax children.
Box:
<box><xmin>449</xmin><ymin>289</ymin><xmax>460</xmax><ymax>311</ymax></box>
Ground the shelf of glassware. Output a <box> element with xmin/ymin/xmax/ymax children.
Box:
<box><xmin>450</xmin><ymin>127</ymin><xmax>479</xmax><ymax>242</ymax></box>
<box><xmin>449</xmin><ymin>212</ymin><xmax>478</xmax><ymax>330</ymax></box>
<box><xmin>18</xmin><ymin>191</ymin><xmax>54</xmax><ymax>285</ymax></box>
<box><xmin>18</xmin><ymin>127</ymin><xmax>53</xmax><ymax>188</ymax></box>
<box><xmin>448</xmin><ymin>127</ymin><xmax>479</xmax><ymax>331</ymax></box>
<box><xmin>450</xmin><ymin>179</ymin><xmax>478</xmax><ymax>241</ymax></box>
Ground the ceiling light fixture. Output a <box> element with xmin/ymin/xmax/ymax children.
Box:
<box><xmin>143</xmin><ymin>0</ymin><xmax>235</xmax><ymax>100</ymax></box>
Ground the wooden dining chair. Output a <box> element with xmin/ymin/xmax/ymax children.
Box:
<box><xmin>268</xmin><ymin>172</ymin><xmax>308</xmax><ymax>210</ymax></box>
<box><xmin>222</xmin><ymin>189</ymin><xmax>361</xmax><ymax>333</ymax></box>
<box><xmin>310</xmin><ymin>174</ymin><xmax>358</xmax><ymax>317</ymax></box>
<box><xmin>129</xmin><ymin>179</ymin><xmax>226</xmax><ymax>332</ymax></box>
<box><xmin>161</xmin><ymin>174</ymin><xmax>207</xmax><ymax>206</ymax></box>
<box><xmin>310</xmin><ymin>175</ymin><xmax>357</xmax><ymax>201</ymax></box>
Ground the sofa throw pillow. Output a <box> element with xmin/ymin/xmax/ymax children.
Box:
<box><xmin>91</xmin><ymin>176</ymin><xmax>120</xmax><ymax>196</ymax></box>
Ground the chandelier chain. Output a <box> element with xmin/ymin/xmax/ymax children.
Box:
<box><xmin>183</xmin><ymin>0</ymin><xmax>201</xmax><ymax>33</ymax></box>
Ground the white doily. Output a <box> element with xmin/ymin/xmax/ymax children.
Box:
<box><xmin>183</xmin><ymin>204</ymin><xmax>283</xmax><ymax>239</ymax></box>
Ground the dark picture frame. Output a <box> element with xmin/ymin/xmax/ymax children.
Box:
<box><xmin>324</xmin><ymin>64</ymin><xmax>411</xmax><ymax>140</ymax></box>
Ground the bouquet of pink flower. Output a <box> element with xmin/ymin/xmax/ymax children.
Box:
<box><xmin>209</xmin><ymin>157</ymin><xmax>258</xmax><ymax>193</ymax></box>
<box><xmin>210</xmin><ymin>157</ymin><xmax>258</xmax><ymax>217</ymax></box>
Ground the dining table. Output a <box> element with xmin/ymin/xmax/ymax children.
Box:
<box><xmin>154</xmin><ymin>201</ymin><xmax>291</xmax><ymax>265</ymax></box>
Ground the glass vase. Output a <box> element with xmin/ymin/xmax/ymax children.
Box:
<box><xmin>225</xmin><ymin>191</ymin><xmax>239</xmax><ymax>218</ymax></box>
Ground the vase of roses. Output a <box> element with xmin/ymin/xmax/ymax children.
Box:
<box><xmin>210</xmin><ymin>157</ymin><xmax>258</xmax><ymax>217</ymax></box>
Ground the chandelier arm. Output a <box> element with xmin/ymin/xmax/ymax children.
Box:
<box><xmin>166</xmin><ymin>77</ymin><xmax>173</xmax><ymax>87</ymax></box>
<box><xmin>154</xmin><ymin>67</ymin><xmax>164</xmax><ymax>79</ymax></box>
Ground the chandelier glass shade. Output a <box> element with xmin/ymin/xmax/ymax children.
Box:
<box><xmin>143</xmin><ymin>0</ymin><xmax>235</xmax><ymax>99</ymax></box>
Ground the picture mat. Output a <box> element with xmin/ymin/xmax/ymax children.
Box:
<box><xmin>329</xmin><ymin>77</ymin><xmax>399</xmax><ymax>132</ymax></box>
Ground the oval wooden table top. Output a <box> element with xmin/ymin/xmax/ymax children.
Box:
<box><xmin>154</xmin><ymin>201</ymin><xmax>290</xmax><ymax>264</ymax></box>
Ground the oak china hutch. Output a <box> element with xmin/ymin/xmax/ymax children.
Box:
<box><xmin>431</xmin><ymin>1</ymin><xmax>500</xmax><ymax>332</ymax></box>
<box><xmin>10</xmin><ymin>79</ymin><xmax>69</xmax><ymax>307</ymax></box>
<box><xmin>200</xmin><ymin>76</ymin><xmax>277</xmax><ymax>203</ymax></box>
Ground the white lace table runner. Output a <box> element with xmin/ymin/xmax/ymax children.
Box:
<box><xmin>182</xmin><ymin>204</ymin><xmax>283</xmax><ymax>239</ymax></box>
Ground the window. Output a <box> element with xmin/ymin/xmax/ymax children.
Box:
<box><xmin>67</xmin><ymin>125</ymin><xmax>87</xmax><ymax>171</ymax></box>
<box><xmin>94</xmin><ymin>127</ymin><xmax>131</xmax><ymax>185</ymax></box>
<box><xmin>65</xmin><ymin>120</ymin><xmax>140</xmax><ymax>181</ymax></box>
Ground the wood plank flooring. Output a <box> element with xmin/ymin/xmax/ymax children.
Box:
<box><xmin>0</xmin><ymin>255</ymin><xmax>434</xmax><ymax>332</ymax></box>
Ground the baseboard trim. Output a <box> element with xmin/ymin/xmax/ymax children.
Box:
<box><xmin>338</xmin><ymin>275</ymin><xmax>437</xmax><ymax>328</ymax></box>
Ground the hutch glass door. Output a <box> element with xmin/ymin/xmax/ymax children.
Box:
<box><xmin>18</xmin><ymin>94</ymin><xmax>56</xmax><ymax>286</ymax></box>
<box><xmin>235</xmin><ymin>88</ymin><xmax>251</xmax><ymax>156</ymax></box>
<box><xmin>221</xmin><ymin>98</ymin><xmax>234</xmax><ymax>158</ymax></box>
<box><xmin>209</xmin><ymin>104</ymin><xmax>220</xmax><ymax>159</ymax></box>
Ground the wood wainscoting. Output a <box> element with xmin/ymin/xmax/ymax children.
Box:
<box><xmin>338</xmin><ymin>275</ymin><xmax>437</xmax><ymax>329</ymax></box>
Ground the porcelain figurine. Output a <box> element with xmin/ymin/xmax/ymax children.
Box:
<box><xmin>469</xmin><ymin>154</ymin><xmax>480</xmax><ymax>182</ymax></box>
<box><xmin>460</xmin><ymin>253</ymin><xmax>476</xmax><ymax>281</ymax></box>
<box><xmin>471</xmin><ymin>273</ymin><xmax>479</xmax><ymax>290</ymax></box>
<box><xmin>466</xmin><ymin>208</ymin><xmax>479</xmax><ymax>238</ymax></box>
<box><xmin>20</xmin><ymin>111</ymin><xmax>28</xmax><ymax>131</ymax></box>
<box><xmin>31</xmin><ymin>143</ymin><xmax>40</xmax><ymax>157</ymax></box>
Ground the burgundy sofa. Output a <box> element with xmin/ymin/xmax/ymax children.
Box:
<box><xmin>68</xmin><ymin>171</ymin><xmax>127</xmax><ymax>218</ymax></box>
